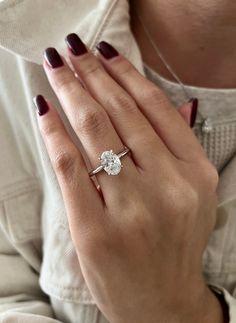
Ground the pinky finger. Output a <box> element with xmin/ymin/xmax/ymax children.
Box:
<box><xmin>33</xmin><ymin>95</ymin><xmax>104</xmax><ymax>242</ymax></box>
<box><xmin>178</xmin><ymin>101</ymin><xmax>192</xmax><ymax>127</ymax></box>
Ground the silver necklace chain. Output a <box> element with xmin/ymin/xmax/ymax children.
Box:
<box><xmin>135</xmin><ymin>10</ymin><xmax>213</xmax><ymax>134</ymax></box>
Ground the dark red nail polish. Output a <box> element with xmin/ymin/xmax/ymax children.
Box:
<box><xmin>33</xmin><ymin>95</ymin><xmax>49</xmax><ymax>116</ymax></box>
<box><xmin>96</xmin><ymin>41</ymin><xmax>119</xmax><ymax>59</ymax></box>
<box><xmin>44</xmin><ymin>47</ymin><xmax>64</xmax><ymax>68</ymax></box>
<box><xmin>188</xmin><ymin>98</ymin><xmax>198</xmax><ymax>128</ymax></box>
<box><xmin>65</xmin><ymin>33</ymin><xmax>87</xmax><ymax>56</ymax></box>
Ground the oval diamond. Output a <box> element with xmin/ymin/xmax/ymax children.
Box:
<box><xmin>100</xmin><ymin>150</ymin><xmax>122</xmax><ymax>175</ymax></box>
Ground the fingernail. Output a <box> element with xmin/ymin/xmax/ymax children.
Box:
<box><xmin>96</xmin><ymin>41</ymin><xmax>119</xmax><ymax>59</ymax></box>
<box><xmin>33</xmin><ymin>94</ymin><xmax>49</xmax><ymax>116</ymax></box>
<box><xmin>44</xmin><ymin>47</ymin><xmax>64</xmax><ymax>68</ymax></box>
<box><xmin>65</xmin><ymin>33</ymin><xmax>88</xmax><ymax>56</ymax></box>
<box><xmin>188</xmin><ymin>98</ymin><xmax>198</xmax><ymax>128</ymax></box>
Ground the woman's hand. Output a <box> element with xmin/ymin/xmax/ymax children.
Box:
<box><xmin>34</xmin><ymin>35</ymin><xmax>224</xmax><ymax>323</ymax></box>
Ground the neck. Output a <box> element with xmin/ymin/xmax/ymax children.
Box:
<box><xmin>130</xmin><ymin>0</ymin><xmax>236</xmax><ymax>88</ymax></box>
<box><xmin>132</xmin><ymin>0</ymin><xmax>236</xmax><ymax>45</ymax></box>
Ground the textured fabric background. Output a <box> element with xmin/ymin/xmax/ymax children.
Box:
<box><xmin>144</xmin><ymin>64</ymin><xmax>236</xmax><ymax>172</ymax></box>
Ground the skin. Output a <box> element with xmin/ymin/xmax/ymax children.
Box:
<box><xmin>130</xmin><ymin>0</ymin><xmax>236</xmax><ymax>88</ymax></box>
<box><xmin>36</xmin><ymin>40</ymin><xmax>225</xmax><ymax>323</ymax></box>
<box><xmin>33</xmin><ymin>1</ymin><xmax>235</xmax><ymax>321</ymax></box>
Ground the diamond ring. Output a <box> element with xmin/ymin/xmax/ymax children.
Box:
<box><xmin>88</xmin><ymin>147</ymin><xmax>130</xmax><ymax>177</ymax></box>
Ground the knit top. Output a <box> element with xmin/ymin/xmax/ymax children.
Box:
<box><xmin>144</xmin><ymin>64</ymin><xmax>236</xmax><ymax>173</ymax></box>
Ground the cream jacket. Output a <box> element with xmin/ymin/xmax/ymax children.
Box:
<box><xmin>0</xmin><ymin>0</ymin><xmax>236</xmax><ymax>322</ymax></box>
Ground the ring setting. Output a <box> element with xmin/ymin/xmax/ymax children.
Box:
<box><xmin>89</xmin><ymin>147</ymin><xmax>130</xmax><ymax>177</ymax></box>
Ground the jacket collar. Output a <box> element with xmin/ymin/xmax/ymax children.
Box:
<box><xmin>0</xmin><ymin>0</ymin><xmax>142</xmax><ymax>67</ymax></box>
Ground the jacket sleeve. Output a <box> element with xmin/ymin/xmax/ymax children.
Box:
<box><xmin>0</xmin><ymin>228</ymin><xmax>63</xmax><ymax>323</ymax></box>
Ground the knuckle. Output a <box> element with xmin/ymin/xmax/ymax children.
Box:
<box><xmin>52</xmin><ymin>149</ymin><xmax>78</xmax><ymax>176</ymax></box>
<box><xmin>166</xmin><ymin>179</ymin><xmax>199</xmax><ymax>215</ymax></box>
<box><xmin>142</xmin><ymin>86</ymin><xmax>168</xmax><ymax>106</ymax></box>
<box><xmin>40</xmin><ymin>121</ymin><xmax>58</xmax><ymax>137</ymax></box>
<box><xmin>77</xmin><ymin>108</ymin><xmax>108</xmax><ymax>135</ymax></box>
<box><xmin>117</xmin><ymin>60</ymin><xmax>134</xmax><ymax>76</ymax></box>
<box><xmin>54</xmin><ymin>71</ymin><xmax>78</xmax><ymax>96</ymax></box>
<box><xmin>82</xmin><ymin>59</ymin><xmax>102</xmax><ymax>78</ymax></box>
<box><xmin>182</xmin><ymin>184</ymin><xmax>199</xmax><ymax>210</ymax></box>
<box><xmin>202</xmin><ymin>161</ymin><xmax>219</xmax><ymax>189</ymax></box>
<box><xmin>105</xmin><ymin>92</ymin><xmax>137</xmax><ymax>115</ymax></box>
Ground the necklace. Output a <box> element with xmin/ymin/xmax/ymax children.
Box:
<box><xmin>135</xmin><ymin>10</ymin><xmax>213</xmax><ymax>134</ymax></box>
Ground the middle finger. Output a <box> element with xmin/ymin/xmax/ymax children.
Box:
<box><xmin>43</xmin><ymin>47</ymin><xmax>137</xmax><ymax>199</ymax></box>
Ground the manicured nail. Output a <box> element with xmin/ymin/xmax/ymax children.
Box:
<box><xmin>96</xmin><ymin>41</ymin><xmax>119</xmax><ymax>59</ymax></box>
<box><xmin>188</xmin><ymin>98</ymin><xmax>198</xmax><ymax>128</ymax></box>
<box><xmin>65</xmin><ymin>33</ymin><xmax>88</xmax><ymax>56</ymax></box>
<box><xmin>44</xmin><ymin>47</ymin><xmax>64</xmax><ymax>68</ymax></box>
<box><xmin>33</xmin><ymin>95</ymin><xmax>49</xmax><ymax>116</ymax></box>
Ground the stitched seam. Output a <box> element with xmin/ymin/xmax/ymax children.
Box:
<box><xmin>40</xmin><ymin>284</ymin><xmax>95</xmax><ymax>304</ymax></box>
<box><xmin>42</xmin><ymin>280</ymin><xmax>89</xmax><ymax>291</ymax></box>
<box><xmin>0</xmin><ymin>177</ymin><xmax>38</xmax><ymax>192</ymax></box>
<box><xmin>41</xmin><ymin>282</ymin><xmax>95</xmax><ymax>303</ymax></box>
<box><xmin>0</xmin><ymin>177</ymin><xmax>41</xmax><ymax>201</ymax></box>
<box><xmin>90</xmin><ymin>0</ymin><xmax>133</xmax><ymax>59</ymax></box>
<box><xmin>89</xmin><ymin>0</ymin><xmax>119</xmax><ymax>50</ymax></box>
<box><xmin>41</xmin><ymin>277</ymin><xmax>95</xmax><ymax>300</ymax></box>
<box><xmin>220</xmin><ymin>222</ymin><xmax>235</xmax><ymax>273</ymax></box>
<box><xmin>3</xmin><ymin>192</ymin><xmax>42</xmax><ymax>243</ymax></box>
<box><xmin>2</xmin><ymin>201</ymin><xmax>11</xmax><ymax>239</ymax></box>
<box><xmin>0</xmin><ymin>187</ymin><xmax>41</xmax><ymax>202</ymax></box>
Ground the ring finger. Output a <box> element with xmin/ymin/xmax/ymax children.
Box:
<box><xmin>65</xmin><ymin>33</ymin><xmax>173</xmax><ymax>170</ymax></box>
